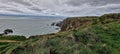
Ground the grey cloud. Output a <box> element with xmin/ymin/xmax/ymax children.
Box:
<box><xmin>0</xmin><ymin>0</ymin><xmax>32</xmax><ymax>6</ymax></box>
<box><xmin>66</xmin><ymin>0</ymin><xmax>120</xmax><ymax>6</ymax></box>
<box><xmin>0</xmin><ymin>0</ymin><xmax>120</xmax><ymax>16</ymax></box>
<box><xmin>7</xmin><ymin>9</ymin><xmax>24</xmax><ymax>13</ymax></box>
<box><xmin>12</xmin><ymin>0</ymin><xmax>32</xmax><ymax>6</ymax></box>
<box><xmin>29</xmin><ymin>7</ymin><xmax>42</xmax><ymax>12</ymax></box>
<box><xmin>61</xmin><ymin>3</ymin><xmax>120</xmax><ymax>16</ymax></box>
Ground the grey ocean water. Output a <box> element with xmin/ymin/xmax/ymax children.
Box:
<box><xmin>0</xmin><ymin>16</ymin><xmax>64</xmax><ymax>37</ymax></box>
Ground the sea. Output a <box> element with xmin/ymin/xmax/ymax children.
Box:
<box><xmin>0</xmin><ymin>16</ymin><xmax>64</xmax><ymax>37</ymax></box>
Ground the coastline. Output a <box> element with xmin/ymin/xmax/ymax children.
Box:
<box><xmin>0</xmin><ymin>13</ymin><xmax>120</xmax><ymax>54</ymax></box>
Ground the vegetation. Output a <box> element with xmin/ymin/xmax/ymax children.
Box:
<box><xmin>0</xmin><ymin>35</ymin><xmax>26</xmax><ymax>41</ymax></box>
<box><xmin>0</xmin><ymin>13</ymin><xmax>120</xmax><ymax>54</ymax></box>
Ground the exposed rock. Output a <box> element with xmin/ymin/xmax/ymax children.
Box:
<box><xmin>99</xmin><ymin>13</ymin><xmax>120</xmax><ymax>24</ymax></box>
<box><xmin>51</xmin><ymin>21</ymin><xmax>63</xmax><ymax>26</ymax></box>
<box><xmin>58</xmin><ymin>18</ymin><xmax>94</xmax><ymax>31</ymax></box>
<box><xmin>51</xmin><ymin>22</ymin><xmax>56</xmax><ymax>26</ymax></box>
<box><xmin>56</xmin><ymin>13</ymin><xmax>120</xmax><ymax>31</ymax></box>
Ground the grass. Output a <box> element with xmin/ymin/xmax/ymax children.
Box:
<box><xmin>0</xmin><ymin>35</ymin><xmax>27</xmax><ymax>41</ymax></box>
<box><xmin>0</xmin><ymin>42</ymin><xmax>9</xmax><ymax>45</ymax></box>
<box><xmin>0</xmin><ymin>13</ymin><xmax>120</xmax><ymax>54</ymax></box>
<box><xmin>11</xmin><ymin>21</ymin><xmax>119</xmax><ymax>54</ymax></box>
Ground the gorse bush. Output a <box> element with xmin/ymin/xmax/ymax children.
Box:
<box><xmin>74</xmin><ymin>29</ymin><xmax>99</xmax><ymax>44</ymax></box>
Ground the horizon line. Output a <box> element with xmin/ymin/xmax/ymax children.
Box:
<box><xmin>0</xmin><ymin>13</ymin><xmax>65</xmax><ymax>18</ymax></box>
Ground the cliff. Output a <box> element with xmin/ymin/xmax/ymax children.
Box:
<box><xmin>59</xmin><ymin>17</ymin><xmax>98</xmax><ymax>31</ymax></box>
<box><xmin>57</xmin><ymin>13</ymin><xmax>120</xmax><ymax>31</ymax></box>
<box><xmin>0</xmin><ymin>13</ymin><xmax>120</xmax><ymax>54</ymax></box>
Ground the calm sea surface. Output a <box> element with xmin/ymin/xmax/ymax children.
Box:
<box><xmin>0</xmin><ymin>16</ymin><xmax>64</xmax><ymax>37</ymax></box>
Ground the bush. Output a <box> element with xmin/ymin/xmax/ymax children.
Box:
<box><xmin>74</xmin><ymin>29</ymin><xmax>99</xmax><ymax>44</ymax></box>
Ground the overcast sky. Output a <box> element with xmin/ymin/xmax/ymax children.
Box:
<box><xmin>0</xmin><ymin>0</ymin><xmax>120</xmax><ymax>16</ymax></box>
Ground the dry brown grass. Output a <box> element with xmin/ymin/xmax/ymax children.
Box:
<box><xmin>0</xmin><ymin>40</ymin><xmax>20</xmax><ymax>42</ymax></box>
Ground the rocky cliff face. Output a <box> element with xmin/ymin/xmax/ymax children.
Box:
<box><xmin>99</xmin><ymin>13</ymin><xmax>120</xmax><ymax>24</ymax></box>
<box><xmin>1</xmin><ymin>13</ymin><xmax>120</xmax><ymax>54</ymax></box>
<box><xmin>58</xmin><ymin>17</ymin><xmax>96</xmax><ymax>31</ymax></box>
<box><xmin>57</xmin><ymin>13</ymin><xmax>120</xmax><ymax>31</ymax></box>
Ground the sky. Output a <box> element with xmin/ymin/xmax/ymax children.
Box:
<box><xmin>0</xmin><ymin>0</ymin><xmax>120</xmax><ymax>17</ymax></box>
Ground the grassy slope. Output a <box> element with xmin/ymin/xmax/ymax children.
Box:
<box><xmin>0</xmin><ymin>13</ymin><xmax>120</xmax><ymax>54</ymax></box>
<box><xmin>0</xmin><ymin>35</ymin><xmax>26</xmax><ymax>41</ymax></box>
<box><xmin>0</xmin><ymin>35</ymin><xmax>27</xmax><ymax>54</ymax></box>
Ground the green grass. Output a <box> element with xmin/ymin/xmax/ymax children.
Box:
<box><xmin>11</xmin><ymin>20</ymin><xmax>120</xmax><ymax>54</ymax></box>
<box><xmin>0</xmin><ymin>13</ymin><xmax>120</xmax><ymax>54</ymax></box>
<box><xmin>0</xmin><ymin>42</ymin><xmax>9</xmax><ymax>45</ymax></box>
<box><xmin>11</xmin><ymin>21</ymin><xmax>120</xmax><ymax>54</ymax></box>
<box><xmin>0</xmin><ymin>35</ymin><xmax>27</xmax><ymax>41</ymax></box>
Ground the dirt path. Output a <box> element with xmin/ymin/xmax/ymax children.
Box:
<box><xmin>0</xmin><ymin>40</ymin><xmax>20</xmax><ymax>42</ymax></box>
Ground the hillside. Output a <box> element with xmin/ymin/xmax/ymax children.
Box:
<box><xmin>0</xmin><ymin>13</ymin><xmax>120</xmax><ymax>54</ymax></box>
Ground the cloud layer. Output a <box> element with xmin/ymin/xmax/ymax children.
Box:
<box><xmin>0</xmin><ymin>0</ymin><xmax>120</xmax><ymax>16</ymax></box>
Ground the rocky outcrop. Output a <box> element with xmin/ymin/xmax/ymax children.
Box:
<box><xmin>51</xmin><ymin>21</ymin><xmax>62</xmax><ymax>26</ymax></box>
<box><xmin>99</xmin><ymin>13</ymin><xmax>120</xmax><ymax>24</ymax></box>
<box><xmin>57</xmin><ymin>18</ymin><xmax>95</xmax><ymax>31</ymax></box>
<box><xmin>56</xmin><ymin>13</ymin><xmax>120</xmax><ymax>31</ymax></box>
<box><xmin>100</xmin><ymin>13</ymin><xmax>120</xmax><ymax>19</ymax></box>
